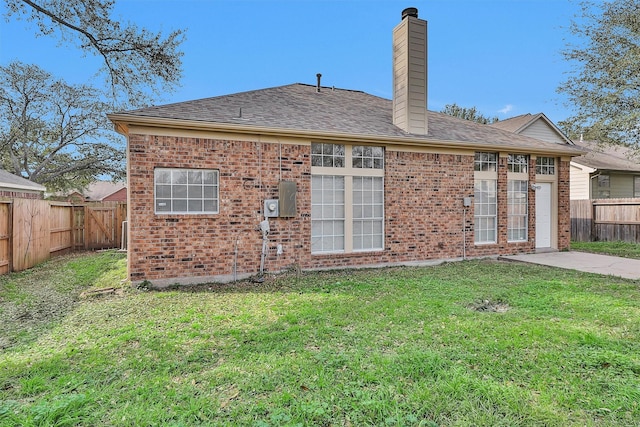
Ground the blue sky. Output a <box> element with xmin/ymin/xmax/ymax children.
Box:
<box><xmin>1</xmin><ymin>0</ymin><xmax>585</xmax><ymax>124</ymax></box>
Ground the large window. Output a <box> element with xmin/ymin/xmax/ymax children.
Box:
<box><xmin>507</xmin><ymin>180</ymin><xmax>528</xmax><ymax>241</ymax></box>
<box><xmin>155</xmin><ymin>168</ymin><xmax>219</xmax><ymax>214</ymax></box>
<box><xmin>311</xmin><ymin>176</ymin><xmax>345</xmax><ymax>253</ymax></box>
<box><xmin>352</xmin><ymin>176</ymin><xmax>384</xmax><ymax>251</ymax></box>
<box><xmin>474</xmin><ymin>179</ymin><xmax>497</xmax><ymax>244</ymax></box>
<box><xmin>311</xmin><ymin>143</ymin><xmax>384</xmax><ymax>254</ymax></box>
<box><xmin>474</xmin><ymin>152</ymin><xmax>498</xmax><ymax>244</ymax></box>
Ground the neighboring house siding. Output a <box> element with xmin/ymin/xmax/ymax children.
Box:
<box><xmin>570</xmin><ymin>164</ymin><xmax>590</xmax><ymax>200</ymax></box>
<box><xmin>520</xmin><ymin>121</ymin><xmax>566</xmax><ymax>145</ymax></box>
<box><xmin>128</xmin><ymin>133</ymin><xmax>569</xmax><ymax>285</ymax></box>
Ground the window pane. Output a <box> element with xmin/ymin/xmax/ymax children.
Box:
<box><xmin>173</xmin><ymin>185</ymin><xmax>187</xmax><ymax>198</ymax></box>
<box><xmin>155</xmin><ymin>170</ymin><xmax>171</xmax><ymax>184</ymax></box>
<box><xmin>188</xmin><ymin>186</ymin><xmax>203</xmax><ymax>198</ymax></box>
<box><xmin>156</xmin><ymin>199</ymin><xmax>171</xmax><ymax>212</ymax></box>
<box><xmin>188</xmin><ymin>200</ymin><xmax>202</xmax><ymax>212</ymax></box>
<box><xmin>173</xmin><ymin>200</ymin><xmax>187</xmax><ymax>212</ymax></box>
<box><xmin>174</xmin><ymin>170</ymin><xmax>188</xmax><ymax>184</ymax></box>
<box><xmin>188</xmin><ymin>171</ymin><xmax>202</xmax><ymax>184</ymax></box>
<box><xmin>156</xmin><ymin>184</ymin><xmax>171</xmax><ymax>198</ymax></box>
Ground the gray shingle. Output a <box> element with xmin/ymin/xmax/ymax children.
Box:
<box><xmin>116</xmin><ymin>83</ymin><xmax>584</xmax><ymax>155</ymax></box>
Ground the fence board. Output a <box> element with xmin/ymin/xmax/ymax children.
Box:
<box><xmin>0</xmin><ymin>199</ymin><xmax>127</xmax><ymax>275</ymax></box>
<box><xmin>13</xmin><ymin>199</ymin><xmax>50</xmax><ymax>271</ymax></box>
<box><xmin>49</xmin><ymin>203</ymin><xmax>74</xmax><ymax>254</ymax></box>
<box><xmin>0</xmin><ymin>202</ymin><xmax>11</xmax><ymax>274</ymax></box>
<box><xmin>571</xmin><ymin>198</ymin><xmax>640</xmax><ymax>243</ymax></box>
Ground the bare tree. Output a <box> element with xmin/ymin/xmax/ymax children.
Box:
<box><xmin>0</xmin><ymin>62</ymin><xmax>125</xmax><ymax>191</ymax></box>
<box><xmin>4</xmin><ymin>0</ymin><xmax>185</xmax><ymax>108</ymax></box>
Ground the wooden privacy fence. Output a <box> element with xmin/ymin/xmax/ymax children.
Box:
<box><xmin>0</xmin><ymin>200</ymin><xmax>126</xmax><ymax>274</ymax></box>
<box><xmin>571</xmin><ymin>198</ymin><xmax>640</xmax><ymax>243</ymax></box>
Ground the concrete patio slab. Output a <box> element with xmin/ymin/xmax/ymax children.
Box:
<box><xmin>501</xmin><ymin>251</ymin><xmax>640</xmax><ymax>280</ymax></box>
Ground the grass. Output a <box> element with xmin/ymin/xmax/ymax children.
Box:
<box><xmin>571</xmin><ymin>241</ymin><xmax>640</xmax><ymax>259</ymax></box>
<box><xmin>0</xmin><ymin>251</ymin><xmax>639</xmax><ymax>426</ymax></box>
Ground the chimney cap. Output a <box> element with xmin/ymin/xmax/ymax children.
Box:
<box><xmin>401</xmin><ymin>7</ymin><xmax>418</xmax><ymax>20</ymax></box>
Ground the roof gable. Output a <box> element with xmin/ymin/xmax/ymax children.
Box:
<box><xmin>490</xmin><ymin>113</ymin><xmax>573</xmax><ymax>145</ymax></box>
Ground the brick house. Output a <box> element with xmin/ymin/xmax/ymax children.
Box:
<box><xmin>109</xmin><ymin>8</ymin><xmax>583</xmax><ymax>286</ymax></box>
<box><xmin>0</xmin><ymin>169</ymin><xmax>46</xmax><ymax>200</ymax></box>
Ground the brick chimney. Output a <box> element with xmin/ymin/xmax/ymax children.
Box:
<box><xmin>392</xmin><ymin>7</ymin><xmax>428</xmax><ymax>135</ymax></box>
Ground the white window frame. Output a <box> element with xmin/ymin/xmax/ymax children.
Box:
<box><xmin>507</xmin><ymin>179</ymin><xmax>528</xmax><ymax>242</ymax></box>
<box><xmin>311</xmin><ymin>144</ymin><xmax>384</xmax><ymax>254</ymax></box>
<box><xmin>154</xmin><ymin>168</ymin><xmax>219</xmax><ymax>214</ymax></box>
<box><xmin>474</xmin><ymin>152</ymin><xmax>498</xmax><ymax>244</ymax></box>
<box><xmin>536</xmin><ymin>157</ymin><xmax>555</xmax><ymax>175</ymax></box>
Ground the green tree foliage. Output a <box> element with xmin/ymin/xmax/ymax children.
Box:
<box><xmin>558</xmin><ymin>0</ymin><xmax>640</xmax><ymax>147</ymax></box>
<box><xmin>0</xmin><ymin>62</ymin><xmax>125</xmax><ymax>192</ymax></box>
<box><xmin>440</xmin><ymin>103</ymin><xmax>499</xmax><ymax>124</ymax></box>
<box><xmin>4</xmin><ymin>0</ymin><xmax>185</xmax><ymax>108</ymax></box>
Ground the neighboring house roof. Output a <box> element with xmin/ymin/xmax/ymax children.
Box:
<box><xmin>489</xmin><ymin>113</ymin><xmax>574</xmax><ymax>145</ymax></box>
<box><xmin>571</xmin><ymin>141</ymin><xmax>640</xmax><ymax>173</ymax></box>
<box><xmin>110</xmin><ymin>84</ymin><xmax>583</xmax><ymax>157</ymax></box>
<box><xmin>84</xmin><ymin>181</ymin><xmax>127</xmax><ymax>201</ymax></box>
<box><xmin>0</xmin><ymin>169</ymin><xmax>46</xmax><ymax>193</ymax></box>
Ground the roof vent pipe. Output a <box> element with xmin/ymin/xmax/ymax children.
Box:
<box><xmin>316</xmin><ymin>73</ymin><xmax>322</xmax><ymax>92</ymax></box>
<box><xmin>402</xmin><ymin>7</ymin><xmax>418</xmax><ymax>19</ymax></box>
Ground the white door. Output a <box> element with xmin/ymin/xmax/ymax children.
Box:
<box><xmin>535</xmin><ymin>183</ymin><xmax>552</xmax><ymax>249</ymax></box>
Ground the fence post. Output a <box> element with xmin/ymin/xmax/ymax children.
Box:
<box><xmin>590</xmin><ymin>201</ymin><xmax>597</xmax><ymax>242</ymax></box>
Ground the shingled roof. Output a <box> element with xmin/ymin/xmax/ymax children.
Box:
<box><xmin>0</xmin><ymin>169</ymin><xmax>46</xmax><ymax>192</ymax></box>
<box><xmin>110</xmin><ymin>83</ymin><xmax>584</xmax><ymax>156</ymax></box>
<box><xmin>572</xmin><ymin>141</ymin><xmax>640</xmax><ymax>172</ymax></box>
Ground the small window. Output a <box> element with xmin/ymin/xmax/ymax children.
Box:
<box><xmin>155</xmin><ymin>168</ymin><xmax>219</xmax><ymax>214</ymax></box>
<box><xmin>352</xmin><ymin>146</ymin><xmax>384</xmax><ymax>169</ymax></box>
<box><xmin>535</xmin><ymin>157</ymin><xmax>555</xmax><ymax>175</ymax></box>
<box><xmin>508</xmin><ymin>154</ymin><xmax>528</xmax><ymax>174</ymax></box>
<box><xmin>596</xmin><ymin>175</ymin><xmax>610</xmax><ymax>199</ymax></box>
<box><xmin>634</xmin><ymin>176</ymin><xmax>640</xmax><ymax>198</ymax></box>
<box><xmin>311</xmin><ymin>143</ymin><xmax>345</xmax><ymax>168</ymax></box>
<box><xmin>474</xmin><ymin>152</ymin><xmax>498</xmax><ymax>172</ymax></box>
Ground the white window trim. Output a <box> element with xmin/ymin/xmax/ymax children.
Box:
<box><xmin>311</xmin><ymin>144</ymin><xmax>384</xmax><ymax>254</ymax></box>
<box><xmin>474</xmin><ymin>160</ymin><xmax>498</xmax><ymax>245</ymax></box>
<box><xmin>507</xmin><ymin>178</ymin><xmax>528</xmax><ymax>242</ymax></box>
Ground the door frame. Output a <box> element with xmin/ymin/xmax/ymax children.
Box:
<box><xmin>534</xmin><ymin>180</ymin><xmax>557</xmax><ymax>250</ymax></box>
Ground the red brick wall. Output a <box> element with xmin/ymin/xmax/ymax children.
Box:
<box><xmin>0</xmin><ymin>190</ymin><xmax>43</xmax><ymax>200</ymax></box>
<box><xmin>128</xmin><ymin>134</ymin><xmax>563</xmax><ymax>285</ymax></box>
<box><xmin>557</xmin><ymin>158</ymin><xmax>571</xmax><ymax>250</ymax></box>
<box><xmin>103</xmin><ymin>187</ymin><xmax>127</xmax><ymax>202</ymax></box>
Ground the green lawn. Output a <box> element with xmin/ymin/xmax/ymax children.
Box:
<box><xmin>571</xmin><ymin>241</ymin><xmax>640</xmax><ymax>259</ymax></box>
<box><xmin>1</xmin><ymin>251</ymin><xmax>639</xmax><ymax>426</ymax></box>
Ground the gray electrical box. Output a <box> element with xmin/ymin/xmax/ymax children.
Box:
<box><xmin>279</xmin><ymin>181</ymin><xmax>297</xmax><ymax>217</ymax></box>
<box><xmin>264</xmin><ymin>199</ymin><xmax>279</xmax><ymax>217</ymax></box>
<box><xmin>463</xmin><ymin>197</ymin><xmax>472</xmax><ymax>207</ymax></box>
